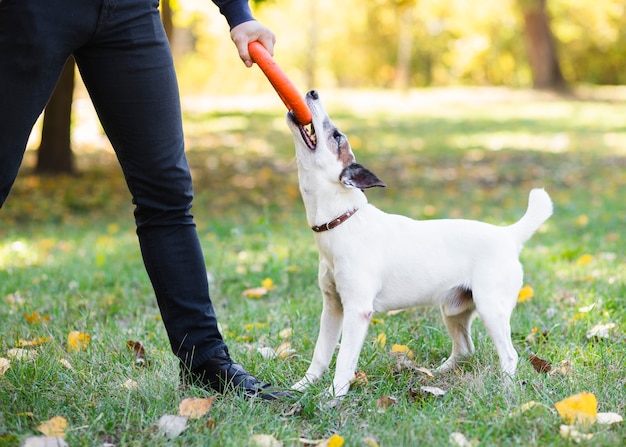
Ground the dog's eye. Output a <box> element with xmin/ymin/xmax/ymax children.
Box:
<box><xmin>333</xmin><ymin>130</ymin><xmax>343</xmax><ymax>145</ymax></box>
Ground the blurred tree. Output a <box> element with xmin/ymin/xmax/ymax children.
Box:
<box><xmin>36</xmin><ymin>57</ymin><xmax>75</xmax><ymax>174</ymax></box>
<box><xmin>517</xmin><ymin>0</ymin><xmax>566</xmax><ymax>90</ymax></box>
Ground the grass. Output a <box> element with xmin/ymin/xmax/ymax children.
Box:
<box><xmin>1</xmin><ymin>88</ymin><xmax>625</xmax><ymax>446</ymax></box>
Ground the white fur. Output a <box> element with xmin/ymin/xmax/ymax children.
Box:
<box><xmin>287</xmin><ymin>91</ymin><xmax>553</xmax><ymax>398</ymax></box>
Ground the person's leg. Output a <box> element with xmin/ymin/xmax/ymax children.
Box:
<box><xmin>0</xmin><ymin>0</ymin><xmax>97</xmax><ymax>206</ymax></box>
<box><xmin>71</xmin><ymin>0</ymin><xmax>291</xmax><ymax>398</ymax></box>
<box><xmin>73</xmin><ymin>0</ymin><xmax>227</xmax><ymax>368</ymax></box>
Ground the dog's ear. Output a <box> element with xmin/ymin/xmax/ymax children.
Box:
<box><xmin>339</xmin><ymin>163</ymin><xmax>387</xmax><ymax>189</ymax></box>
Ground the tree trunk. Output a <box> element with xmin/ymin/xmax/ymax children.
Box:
<box><xmin>519</xmin><ymin>0</ymin><xmax>566</xmax><ymax>90</ymax></box>
<box><xmin>161</xmin><ymin>0</ymin><xmax>174</xmax><ymax>43</ymax></box>
<box><xmin>393</xmin><ymin>2</ymin><xmax>414</xmax><ymax>91</ymax></box>
<box><xmin>36</xmin><ymin>57</ymin><xmax>75</xmax><ymax>174</ymax></box>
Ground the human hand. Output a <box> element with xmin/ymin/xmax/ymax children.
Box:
<box><xmin>230</xmin><ymin>20</ymin><xmax>276</xmax><ymax>67</ymax></box>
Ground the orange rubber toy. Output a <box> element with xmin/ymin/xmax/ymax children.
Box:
<box><xmin>248</xmin><ymin>41</ymin><xmax>312</xmax><ymax>125</ymax></box>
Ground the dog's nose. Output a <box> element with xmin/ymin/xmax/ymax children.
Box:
<box><xmin>308</xmin><ymin>90</ymin><xmax>319</xmax><ymax>100</ymax></box>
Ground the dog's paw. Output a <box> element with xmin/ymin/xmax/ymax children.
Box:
<box><xmin>291</xmin><ymin>378</ymin><xmax>313</xmax><ymax>392</ymax></box>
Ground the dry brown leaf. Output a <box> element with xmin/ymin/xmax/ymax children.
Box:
<box><xmin>257</xmin><ymin>347</ymin><xmax>277</xmax><ymax>360</ymax></box>
<box><xmin>529</xmin><ymin>354</ymin><xmax>552</xmax><ymax>373</ymax></box>
<box><xmin>279</xmin><ymin>327</ymin><xmax>293</xmax><ymax>339</ymax></box>
<box><xmin>275</xmin><ymin>341</ymin><xmax>296</xmax><ymax>360</ymax></box>
<box><xmin>121</xmin><ymin>379</ymin><xmax>138</xmax><ymax>390</ymax></box>
<box><xmin>36</xmin><ymin>416</ymin><xmax>67</xmax><ymax>438</ymax></box>
<box><xmin>178</xmin><ymin>397</ymin><xmax>216</xmax><ymax>419</ymax></box>
<box><xmin>375</xmin><ymin>395</ymin><xmax>398</xmax><ymax>410</ymax></box>
<box><xmin>127</xmin><ymin>340</ymin><xmax>150</xmax><ymax>367</ymax></box>
<box><xmin>59</xmin><ymin>359</ymin><xmax>73</xmax><ymax>370</ymax></box>
<box><xmin>0</xmin><ymin>357</ymin><xmax>10</xmax><ymax>375</ymax></box>
<box><xmin>351</xmin><ymin>370</ymin><xmax>368</xmax><ymax>388</ymax></box>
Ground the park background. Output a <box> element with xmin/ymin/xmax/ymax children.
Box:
<box><xmin>2</xmin><ymin>0</ymin><xmax>625</xmax><ymax>446</ymax></box>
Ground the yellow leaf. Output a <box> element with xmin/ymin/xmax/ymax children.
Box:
<box><xmin>370</xmin><ymin>318</ymin><xmax>384</xmax><ymax>325</ymax></box>
<box><xmin>261</xmin><ymin>277</ymin><xmax>275</xmax><ymax>290</ymax></box>
<box><xmin>576</xmin><ymin>254</ymin><xmax>593</xmax><ymax>266</ymax></box>
<box><xmin>278</xmin><ymin>327</ymin><xmax>293</xmax><ymax>339</ymax></box>
<box><xmin>17</xmin><ymin>337</ymin><xmax>51</xmax><ymax>347</ymax></box>
<box><xmin>37</xmin><ymin>416</ymin><xmax>67</xmax><ymax>438</ymax></box>
<box><xmin>0</xmin><ymin>357</ymin><xmax>10</xmax><ymax>375</ymax></box>
<box><xmin>67</xmin><ymin>331</ymin><xmax>91</xmax><ymax>352</ymax></box>
<box><xmin>575</xmin><ymin>215</ymin><xmax>589</xmax><ymax>227</ymax></box>
<box><xmin>243</xmin><ymin>287</ymin><xmax>268</xmax><ymax>298</ymax></box>
<box><xmin>351</xmin><ymin>370</ymin><xmax>368</xmax><ymax>388</ymax></box>
<box><xmin>24</xmin><ymin>311</ymin><xmax>51</xmax><ymax>324</ymax></box>
<box><xmin>517</xmin><ymin>285</ymin><xmax>534</xmax><ymax>303</ymax></box>
<box><xmin>326</xmin><ymin>434</ymin><xmax>345</xmax><ymax>447</ymax></box>
<box><xmin>178</xmin><ymin>397</ymin><xmax>216</xmax><ymax>419</ymax></box>
<box><xmin>391</xmin><ymin>344</ymin><xmax>414</xmax><ymax>359</ymax></box>
<box><xmin>376</xmin><ymin>332</ymin><xmax>387</xmax><ymax>348</ymax></box>
<box><xmin>555</xmin><ymin>392</ymin><xmax>597</xmax><ymax>426</ymax></box>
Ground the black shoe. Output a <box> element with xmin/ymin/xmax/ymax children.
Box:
<box><xmin>181</xmin><ymin>350</ymin><xmax>294</xmax><ymax>401</ymax></box>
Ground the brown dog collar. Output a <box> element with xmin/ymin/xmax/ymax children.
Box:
<box><xmin>311</xmin><ymin>209</ymin><xmax>358</xmax><ymax>232</ymax></box>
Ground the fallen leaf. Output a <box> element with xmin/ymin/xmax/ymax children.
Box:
<box><xmin>578</xmin><ymin>303</ymin><xmax>596</xmax><ymax>313</ymax></box>
<box><xmin>36</xmin><ymin>416</ymin><xmax>67</xmax><ymax>438</ymax></box>
<box><xmin>17</xmin><ymin>337</ymin><xmax>52</xmax><ymax>347</ymax></box>
<box><xmin>596</xmin><ymin>412</ymin><xmax>623</xmax><ymax>425</ymax></box>
<box><xmin>449</xmin><ymin>432</ymin><xmax>473</xmax><ymax>447</ymax></box>
<box><xmin>178</xmin><ymin>397</ymin><xmax>215</xmax><ymax>419</ymax></box>
<box><xmin>250</xmin><ymin>434</ymin><xmax>282</xmax><ymax>447</ymax></box>
<box><xmin>376</xmin><ymin>332</ymin><xmax>387</xmax><ymax>348</ymax></box>
<box><xmin>127</xmin><ymin>340</ymin><xmax>149</xmax><ymax>367</ymax></box>
<box><xmin>7</xmin><ymin>348</ymin><xmax>38</xmax><ymax>361</ymax></box>
<box><xmin>261</xmin><ymin>277</ymin><xmax>275</xmax><ymax>290</ymax></box>
<box><xmin>529</xmin><ymin>354</ymin><xmax>552</xmax><ymax>373</ymax></box>
<box><xmin>325</xmin><ymin>434</ymin><xmax>344</xmax><ymax>447</ymax></box>
<box><xmin>24</xmin><ymin>311</ymin><xmax>51</xmax><ymax>324</ymax></box>
<box><xmin>275</xmin><ymin>341</ymin><xmax>296</xmax><ymax>359</ymax></box>
<box><xmin>576</xmin><ymin>254</ymin><xmax>593</xmax><ymax>266</ymax></box>
<box><xmin>0</xmin><ymin>357</ymin><xmax>10</xmax><ymax>375</ymax></box>
<box><xmin>243</xmin><ymin>287</ymin><xmax>269</xmax><ymax>298</ymax></box>
<box><xmin>559</xmin><ymin>425</ymin><xmax>593</xmax><ymax>442</ymax></box>
<box><xmin>122</xmin><ymin>379</ymin><xmax>138</xmax><ymax>390</ymax></box>
<box><xmin>157</xmin><ymin>415</ymin><xmax>188</xmax><ymax>437</ymax></box>
<box><xmin>257</xmin><ymin>347</ymin><xmax>277</xmax><ymax>360</ymax></box>
<box><xmin>376</xmin><ymin>395</ymin><xmax>398</xmax><ymax>410</ymax></box>
<box><xmin>67</xmin><ymin>331</ymin><xmax>90</xmax><ymax>352</ymax></box>
<box><xmin>351</xmin><ymin>370</ymin><xmax>368</xmax><ymax>388</ymax></box>
<box><xmin>421</xmin><ymin>386</ymin><xmax>446</xmax><ymax>396</ymax></box>
<box><xmin>59</xmin><ymin>359</ymin><xmax>73</xmax><ymax>370</ymax></box>
<box><xmin>416</xmin><ymin>366</ymin><xmax>435</xmax><ymax>378</ymax></box>
<box><xmin>362</xmin><ymin>437</ymin><xmax>379</xmax><ymax>447</ymax></box>
<box><xmin>508</xmin><ymin>401</ymin><xmax>554</xmax><ymax>417</ymax></box>
<box><xmin>391</xmin><ymin>344</ymin><xmax>414</xmax><ymax>359</ymax></box>
<box><xmin>517</xmin><ymin>285</ymin><xmax>534</xmax><ymax>303</ymax></box>
<box><xmin>279</xmin><ymin>328</ymin><xmax>293</xmax><ymax>339</ymax></box>
<box><xmin>586</xmin><ymin>323</ymin><xmax>615</xmax><ymax>339</ymax></box>
<box><xmin>23</xmin><ymin>436</ymin><xmax>68</xmax><ymax>447</ymax></box>
<box><xmin>554</xmin><ymin>392</ymin><xmax>597</xmax><ymax>426</ymax></box>
<box><xmin>575</xmin><ymin>215</ymin><xmax>589</xmax><ymax>227</ymax></box>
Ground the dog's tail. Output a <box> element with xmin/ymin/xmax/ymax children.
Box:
<box><xmin>507</xmin><ymin>188</ymin><xmax>553</xmax><ymax>250</ymax></box>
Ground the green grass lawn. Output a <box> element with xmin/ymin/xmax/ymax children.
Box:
<box><xmin>1</xmin><ymin>88</ymin><xmax>624</xmax><ymax>446</ymax></box>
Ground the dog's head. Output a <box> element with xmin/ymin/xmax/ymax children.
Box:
<box><xmin>286</xmin><ymin>90</ymin><xmax>386</xmax><ymax>191</ymax></box>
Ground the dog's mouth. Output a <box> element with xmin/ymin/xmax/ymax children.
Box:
<box><xmin>289</xmin><ymin>111</ymin><xmax>317</xmax><ymax>150</ymax></box>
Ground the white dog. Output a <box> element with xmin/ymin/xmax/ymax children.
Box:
<box><xmin>286</xmin><ymin>90</ymin><xmax>553</xmax><ymax>398</ymax></box>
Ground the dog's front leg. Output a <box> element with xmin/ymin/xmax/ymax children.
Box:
<box><xmin>292</xmin><ymin>290</ymin><xmax>343</xmax><ymax>392</ymax></box>
<box><xmin>330</xmin><ymin>304</ymin><xmax>373</xmax><ymax>398</ymax></box>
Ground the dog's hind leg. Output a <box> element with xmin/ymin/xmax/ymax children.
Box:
<box><xmin>292</xmin><ymin>285</ymin><xmax>344</xmax><ymax>392</ymax></box>
<box><xmin>437</xmin><ymin>288</ymin><xmax>476</xmax><ymax>373</ymax></box>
